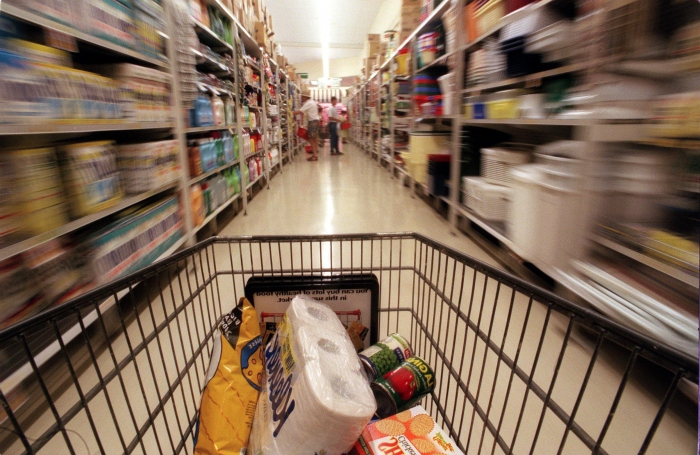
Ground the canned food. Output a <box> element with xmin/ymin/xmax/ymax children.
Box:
<box><xmin>359</xmin><ymin>333</ymin><xmax>412</xmax><ymax>381</ymax></box>
<box><xmin>371</xmin><ymin>356</ymin><xmax>435</xmax><ymax>418</ymax></box>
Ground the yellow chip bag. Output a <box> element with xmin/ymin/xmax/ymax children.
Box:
<box><xmin>194</xmin><ymin>297</ymin><xmax>263</xmax><ymax>454</ymax></box>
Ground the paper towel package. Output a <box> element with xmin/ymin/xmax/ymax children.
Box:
<box><xmin>248</xmin><ymin>295</ymin><xmax>377</xmax><ymax>455</ymax></box>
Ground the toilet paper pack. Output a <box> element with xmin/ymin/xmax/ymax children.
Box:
<box><xmin>248</xmin><ymin>295</ymin><xmax>376</xmax><ymax>455</ymax></box>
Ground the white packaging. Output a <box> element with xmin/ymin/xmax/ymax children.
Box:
<box><xmin>248</xmin><ymin>296</ymin><xmax>376</xmax><ymax>455</ymax></box>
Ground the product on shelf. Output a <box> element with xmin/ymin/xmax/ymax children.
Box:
<box><xmin>3</xmin><ymin>38</ymin><xmax>72</xmax><ymax>67</ymax></box>
<box><xmin>0</xmin><ymin>239</ymin><xmax>86</xmax><ymax>328</ymax></box>
<box><xmin>5</xmin><ymin>0</ymin><xmax>79</xmax><ymax>28</ymax></box>
<box><xmin>99</xmin><ymin>63</ymin><xmax>172</xmax><ymax>123</ymax></box>
<box><xmin>85</xmin><ymin>0</ymin><xmax>138</xmax><ymax>50</ymax></box>
<box><xmin>0</xmin><ymin>147</ymin><xmax>69</xmax><ymax>240</ymax></box>
<box><xmin>117</xmin><ymin>140</ymin><xmax>181</xmax><ymax>193</ymax></box>
<box><xmin>59</xmin><ymin>141</ymin><xmax>124</xmax><ymax>219</ymax></box>
<box><xmin>248</xmin><ymin>296</ymin><xmax>376</xmax><ymax>455</ymax></box>
<box><xmin>88</xmin><ymin>196</ymin><xmax>182</xmax><ymax>285</ymax></box>
<box><xmin>0</xmin><ymin>50</ymin><xmax>124</xmax><ymax>124</ymax></box>
<box><xmin>191</xmin><ymin>184</ymin><xmax>205</xmax><ymax>226</ymax></box>
<box><xmin>191</xmin><ymin>91</ymin><xmax>214</xmax><ymax>127</ymax></box>
<box><xmin>132</xmin><ymin>0</ymin><xmax>167</xmax><ymax>58</ymax></box>
<box><xmin>650</xmin><ymin>92</ymin><xmax>700</xmax><ymax>138</ymax></box>
<box><xmin>351</xmin><ymin>405</ymin><xmax>464</xmax><ymax>455</ymax></box>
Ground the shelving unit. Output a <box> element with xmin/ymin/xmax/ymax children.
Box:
<box><xmin>349</xmin><ymin>0</ymin><xmax>700</xmax><ymax>352</ymax></box>
<box><xmin>0</xmin><ymin>0</ymin><xmax>300</xmax><ymax>338</ymax></box>
<box><xmin>1</xmin><ymin>4</ymin><xmax>170</xmax><ymax>69</ymax></box>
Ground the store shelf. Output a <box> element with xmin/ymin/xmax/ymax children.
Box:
<box><xmin>1</xmin><ymin>4</ymin><xmax>169</xmax><ymax>69</ymax></box>
<box><xmin>192</xmin><ymin>48</ymin><xmax>233</xmax><ymax>76</ymax></box>
<box><xmin>0</xmin><ymin>231</ymin><xmax>189</xmax><ymax>395</ymax></box>
<box><xmin>0</xmin><ymin>181</ymin><xmax>179</xmax><ymax>262</ymax></box>
<box><xmin>245</xmin><ymin>150</ymin><xmax>265</xmax><ymax>159</ymax></box>
<box><xmin>380</xmin><ymin>0</ymin><xmax>452</xmax><ymax>72</ymax></box>
<box><xmin>193</xmin><ymin>20</ymin><xmax>234</xmax><ymax>52</ymax></box>
<box><xmin>461</xmin><ymin>118</ymin><xmax>647</xmax><ymax>142</ymax></box>
<box><xmin>461</xmin><ymin>118</ymin><xmax>591</xmax><ymax>126</ymax></box>
<box><xmin>416</xmin><ymin>52</ymin><xmax>452</xmax><ymax>73</ymax></box>
<box><xmin>0</xmin><ymin>121</ymin><xmax>174</xmax><ymax>136</ymax></box>
<box><xmin>463</xmin><ymin>62</ymin><xmax>594</xmax><ymax>94</ymax></box>
<box><xmin>204</xmin><ymin>0</ymin><xmax>236</xmax><ymax>22</ymax></box>
<box><xmin>192</xmin><ymin>193</ymin><xmax>241</xmax><ymax>236</ymax></box>
<box><xmin>246</xmin><ymin>174</ymin><xmax>264</xmax><ymax>190</ymax></box>
<box><xmin>607</xmin><ymin>59</ymin><xmax>689</xmax><ymax>80</ymax></box>
<box><xmin>460</xmin><ymin>0</ymin><xmax>559</xmax><ymax>54</ymax></box>
<box><xmin>185</xmin><ymin>125</ymin><xmax>234</xmax><ymax>134</ymax></box>
<box><xmin>189</xmin><ymin>161</ymin><xmax>239</xmax><ymax>186</ymax></box>
<box><xmin>593</xmin><ymin>235</ymin><xmax>698</xmax><ymax>289</ymax></box>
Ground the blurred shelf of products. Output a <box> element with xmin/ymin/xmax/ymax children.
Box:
<box><xmin>347</xmin><ymin>0</ymin><xmax>699</xmax><ymax>358</ymax></box>
<box><xmin>0</xmin><ymin>0</ymin><xmax>303</xmax><ymax>333</ymax></box>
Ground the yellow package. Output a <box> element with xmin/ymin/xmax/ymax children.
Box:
<box><xmin>194</xmin><ymin>297</ymin><xmax>263</xmax><ymax>455</ymax></box>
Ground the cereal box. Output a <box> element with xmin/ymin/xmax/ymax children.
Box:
<box><xmin>351</xmin><ymin>405</ymin><xmax>464</xmax><ymax>455</ymax></box>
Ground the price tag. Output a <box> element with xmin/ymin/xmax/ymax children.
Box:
<box><xmin>44</xmin><ymin>28</ymin><xmax>78</xmax><ymax>53</ymax></box>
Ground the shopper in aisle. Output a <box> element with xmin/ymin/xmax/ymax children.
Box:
<box><xmin>340</xmin><ymin>108</ymin><xmax>349</xmax><ymax>144</ymax></box>
<box><xmin>295</xmin><ymin>91</ymin><xmax>320</xmax><ymax>161</ymax></box>
<box><xmin>328</xmin><ymin>96</ymin><xmax>343</xmax><ymax>155</ymax></box>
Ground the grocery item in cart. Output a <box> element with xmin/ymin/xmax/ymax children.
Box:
<box><xmin>371</xmin><ymin>356</ymin><xmax>435</xmax><ymax>418</ymax></box>
<box><xmin>248</xmin><ymin>295</ymin><xmax>376</xmax><ymax>455</ymax></box>
<box><xmin>351</xmin><ymin>405</ymin><xmax>464</xmax><ymax>455</ymax></box>
<box><xmin>194</xmin><ymin>297</ymin><xmax>263</xmax><ymax>455</ymax></box>
<box><xmin>359</xmin><ymin>333</ymin><xmax>413</xmax><ymax>381</ymax></box>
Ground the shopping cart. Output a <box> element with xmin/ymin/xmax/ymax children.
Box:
<box><xmin>0</xmin><ymin>234</ymin><xmax>696</xmax><ymax>454</ymax></box>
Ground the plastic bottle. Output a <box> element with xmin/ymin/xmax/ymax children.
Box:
<box><xmin>211</xmin><ymin>93</ymin><xmax>224</xmax><ymax>125</ymax></box>
<box><xmin>231</xmin><ymin>166</ymin><xmax>241</xmax><ymax>194</ymax></box>
<box><xmin>224</xmin><ymin>96</ymin><xmax>235</xmax><ymax>125</ymax></box>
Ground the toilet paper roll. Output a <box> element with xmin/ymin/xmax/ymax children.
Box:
<box><xmin>248</xmin><ymin>297</ymin><xmax>376</xmax><ymax>455</ymax></box>
<box><xmin>286</xmin><ymin>294</ymin><xmax>348</xmax><ymax>334</ymax></box>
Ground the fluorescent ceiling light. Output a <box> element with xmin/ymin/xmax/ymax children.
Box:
<box><xmin>318</xmin><ymin>0</ymin><xmax>330</xmax><ymax>80</ymax></box>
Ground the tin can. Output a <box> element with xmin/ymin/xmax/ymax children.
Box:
<box><xmin>359</xmin><ymin>333</ymin><xmax>412</xmax><ymax>381</ymax></box>
<box><xmin>371</xmin><ymin>356</ymin><xmax>436</xmax><ymax>418</ymax></box>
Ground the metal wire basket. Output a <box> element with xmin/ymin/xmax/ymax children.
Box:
<box><xmin>0</xmin><ymin>234</ymin><xmax>696</xmax><ymax>454</ymax></box>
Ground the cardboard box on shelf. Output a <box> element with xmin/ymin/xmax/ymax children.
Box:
<box><xmin>402</xmin><ymin>0</ymin><xmax>422</xmax><ymax>7</ymax></box>
<box><xmin>401</xmin><ymin>13</ymin><xmax>422</xmax><ymax>32</ymax></box>
<box><xmin>368</xmin><ymin>34</ymin><xmax>381</xmax><ymax>44</ymax></box>
<box><xmin>369</xmin><ymin>42</ymin><xmax>381</xmax><ymax>57</ymax></box>
<box><xmin>254</xmin><ymin>21</ymin><xmax>267</xmax><ymax>47</ymax></box>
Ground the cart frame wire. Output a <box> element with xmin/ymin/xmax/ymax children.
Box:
<box><xmin>0</xmin><ymin>233</ymin><xmax>696</xmax><ymax>454</ymax></box>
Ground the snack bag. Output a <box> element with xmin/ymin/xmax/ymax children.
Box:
<box><xmin>351</xmin><ymin>405</ymin><xmax>464</xmax><ymax>455</ymax></box>
<box><xmin>194</xmin><ymin>297</ymin><xmax>263</xmax><ymax>455</ymax></box>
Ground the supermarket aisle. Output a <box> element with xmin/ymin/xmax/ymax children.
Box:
<box><xmin>220</xmin><ymin>144</ymin><xmax>500</xmax><ymax>268</ymax></box>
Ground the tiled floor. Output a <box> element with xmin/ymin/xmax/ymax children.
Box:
<box><xmin>218</xmin><ymin>143</ymin><xmax>500</xmax><ymax>269</ymax></box>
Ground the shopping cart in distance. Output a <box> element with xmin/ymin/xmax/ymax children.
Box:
<box><xmin>0</xmin><ymin>234</ymin><xmax>696</xmax><ymax>454</ymax></box>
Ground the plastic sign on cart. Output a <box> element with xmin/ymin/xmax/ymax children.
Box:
<box><xmin>245</xmin><ymin>274</ymin><xmax>379</xmax><ymax>349</ymax></box>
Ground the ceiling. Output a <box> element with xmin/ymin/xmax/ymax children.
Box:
<box><xmin>264</xmin><ymin>0</ymin><xmax>385</xmax><ymax>64</ymax></box>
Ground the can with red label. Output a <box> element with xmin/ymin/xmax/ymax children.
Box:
<box><xmin>358</xmin><ymin>333</ymin><xmax>413</xmax><ymax>381</ymax></box>
<box><xmin>370</xmin><ymin>356</ymin><xmax>436</xmax><ymax>418</ymax></box>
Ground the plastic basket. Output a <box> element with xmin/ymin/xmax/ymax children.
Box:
<box><xmin>475</xmin><ymin>0</ymin><xmax>506</xmax><ymax>37</ymax></box>
<box><xmin>464</xmin><ymin>176</ymin><xmax>513</xmax><ymax>221</ymax></box>
<box><xmin>481</xmin><ymin>145</ymin><xmax>533</xmax><ymax>185</ymax></box>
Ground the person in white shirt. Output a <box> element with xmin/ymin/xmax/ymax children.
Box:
<box><xmin>327</xmin><ymin>96</ymin><xmax>343</xmax><ymax>155</ymax></box>
<box><xmin>294</xmin><ymin>91</ymin><xmax>320</xmax><ymax>161</ymax></box>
